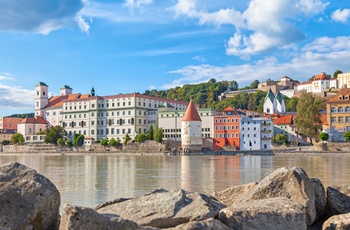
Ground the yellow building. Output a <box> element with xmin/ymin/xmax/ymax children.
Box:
<box><xmin>326</xmin><ymin>88</ymin><xmax>350</xmax><ymax>141</ymax></box>
<box><xmin>337</xmin><ymin>72</ymin><xmax>350</xmax><ymax>88</ymax></box>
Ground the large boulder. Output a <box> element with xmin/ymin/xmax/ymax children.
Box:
<box><xmin>310</xmin><ymin>178</ymin><xmax>326</xmax><ymax>221</ymax></box>
<box><xmin>218</xmin><ymin>197</ymin><xmax>307</xmax><ymax>230</ymax></box>
<box><xmin>322</xmin><ymin>213</ymin><xmax>350</xmax><ymax>230</ymax></box>
<box><xmin>168</xmin><ymin>218</ymin><xmax>230</xmax><ymax>230</ymax></box>
<box><xmin>213</xmin><ymin>182</ymin><xmax>257</xmax><ymax>206</ymax></box>
<box><xmin>326</xmin><ymin>185</ymin><xmax>350</xmax><ymax>216</ymax></box>
<box><xmin>59</xmin><ymin>204</ymin><xmax>149</xmax><ymax>230</ymax></box>
<box><xmin>235</xmin><ymin>166</ymin><xmax>316</xmax><ymax>226</ymax></box>
<box><xmin>96</xmin><ymin>189</ymin><xmax>226</xmax><ymax>228</ymax></box>
<box><xmin>0</xmin><ymin>162</ymin><xmax>60</xmax><ymax>230</ymax></box>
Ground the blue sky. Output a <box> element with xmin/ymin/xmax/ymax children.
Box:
<box><xmin>1</xmin><ymin>0</ymin><xmax>350</xmax><ymax>116</ymax></box>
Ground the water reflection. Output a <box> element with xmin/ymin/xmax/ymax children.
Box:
<box><xmin>0</xmin><ymin>154</ymin><xmax>349</xmax><ymax>210</ymax></box>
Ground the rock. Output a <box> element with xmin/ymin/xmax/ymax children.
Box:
<box><xmin>311</xmin><ymin>178</ymin><xmax>326</xmax><ymax>221</ymax></box>
<box><xmin>219</xmin><ymin>197</ymin><xmax>307</xmax><ymax>230</ymax></box>
<box><xmin>168</xmin><ymin>218</ymin><xmax>230</xmax><ymax>230</ymax></box>
<box><xmin>322</xmin><ymin>213</ymin><xmax>350</xmax><ymax>230</ymax></box>
<box><xmin>59</xmin><ymin>204</ymin><xmax>150</xmax><ymax>230</ymax></box>
<box><xmin>96</xmin><ymin>188</ymin><xmax>226</xmax><ymax>228</ymax></box>
<box><xmin>326</xmin><ymin>185</ymin><xmax>350</xmax><ymax>216</ymax></box>
<box><xmin>235</xmin><ymin>166</ymin><xmax>316</xmax><ymax>226</ymax></box>
<box><xmin>0</xmin><ymin>162</ymin><xmax>60</xmax><ymax>230</ymax></box>
<box><xmin>213</xmin><ymin>182</ymin><xmax>257</xmax><ymax>206</ymax></box>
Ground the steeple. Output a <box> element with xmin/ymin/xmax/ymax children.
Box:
<box><xmin>182</xmin><ymin>100</ymin><xmax>201</xmax><ymax>121</ymax></box>
<box><xmin>264</xmin><ymin>88</ymin><xmax>275</xmax><ymax>103</ymax></box>
<box><xmin>91</xmin><ymin>86</ymin><xmax>95</xmax><ymax>96</ymax></box>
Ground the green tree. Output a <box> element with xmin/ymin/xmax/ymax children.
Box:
<box><xmin>294</xmin><ymin>93</ymin><xmax>322</xmax><ymax>143</ymax></box>
<box><xmin>250</xmin><ymin>79</ymin><xmax>260</xmax><ymax>89</ymax></box>
<box><xmin>11</xmin><ymin>133</ymin><xmax>24</xmax><ymax>145</ymax></box>
<box><xmin>65</xmin><ymin>140</ymin><xmax>73</xmax><ymax>147</ymax></box>
<box><xmin>1</xmin><ymin>140</ymin><xmax>10</xmax><ymax>145</ymax></box>
<box><xmin>100</xmin><ymin>138</ymin><xmax>109</xmax><ymax>146</ymax></box>
<box><xmin>344</xmin><ymin>131</ymin><xmax>350</xmax><ymax>141</ymax></box>
<box><xmin>124</xmin><ymin>134</ymin><xmax>131</xmax><ymax>146</ymax></box>
<box><xmin>57</xmin><ymin>138</ymin><xmax>65</xmax><ymax>147</ymax></box>
<box><xmin>73</xmin><ymin>134</ymin><xmax>84</xmax><ymax>146</ymax></box>
<box><xmin>109</xmin><ymin>138</ymin><xmax>119</xmax><ymax>147</ymax></box>
<box><xmin>135</xmin><ymin>133</ymin><xmax>148</xmax><ymax>143</ymax></box>
<box><xmin>229</xmin><ymin>80</ymin><xmax>239</xmax><ymax>91</ymax></box>
<box><xmin>154</xmin><ymin>126</ymin><xmax>163</xmax><ymax>143</ymax></box>
<box><xmin>45</xmin><ymin>126</ymin><xmax>66</xmax><ymax>145</ymax></box>
<box><xmin>148</xmin><ymin>125</ymin><xmax>154</xmax><ymax>140</ymax></box>
<box><xmin>318</xmin><ymin>132</ymin><xmax>329</xmax><ymax>142</ymax></box>
<box><xmin>286</xmin><ymin>97</ymin><xmax>299</xmax><ymax>112</ymax></box>
<box><xmin>273</xmin><ymin>134</ymin><xmax>288</xmax><ymax>145</ymax></box>
<box><xmin>333</xmin><ymin>70</ymin><xmax>343</xmax><ymax>78</ymax></box>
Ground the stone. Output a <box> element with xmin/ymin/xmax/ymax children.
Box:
<box><xmin>168</xmin><ymin>218</ymin><xmax>230</xmax><ymax>230</ymax></box>
<box><xmin>322</xmin><ymin>213</ymin><xmax>350</xmax><ymax>230</ymax></box>
<box><xmin>310</xmin><ymin>178</ymin><xmax>326</xmax><ymax>221</ymax></box>
<box><xmin>235</xmin><ymin>166</ymin><xmax>316</xmax><ymax>226</ymax></box>
<box><xmin>96</xmin><ymin>188</ymin><xmax>226</xmax><ymax>228</ymax></box>
<box><xmin>326</xmin><ymin>185</ymin><xmax>350</xmax><ymax>216</ymax></box>
<box><xmin>213</xmin><ymin>182</ymin><xmax>257</xmax><ymax>206</ymax></box>
<box><xmin>219</xmin><ymin>197</ymin><xmax>307</xmax><ymax>230</ymax></box>
<box><xmin>0</xmin><ymin>162</ymin><xmax>60</xmax><ymax>230</ymax></box>
<box><xmin>59</xmin><ymin>204</ymin><xmax>149</xmax><ymax>230</ymax></box>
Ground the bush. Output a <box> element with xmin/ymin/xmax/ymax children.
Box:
<box><xmin>109</xmin><ymin>138</ymin><xmax>119</xmax><ymax>147</ymax></box>
<box><xmin>11</xmin><ymin>133</ymin><xmax>24</xmax><ymax>145</ymax></box>
<box><xmin>1</xmin><ymin>140</ymin><xmax>10</xmax><ymax>145</ymax></box>
<box><xmin>318</xmin><ymin>132</ymin><xmax>329</xmax><ymax>142</ymax></box>
<box><xmin>65</xmin><ymin>140</ymin><xmax>73</xmax><ymax>147</ymax></box>
<box><xmin>100</xmin><ymin>138</ymin><xmax>109</xmax><ymax>146</ymax></box>
<box><xmin>344</xmin><ymin>131</ymin><xmax>350</xmax><ymax>141</ymax></box>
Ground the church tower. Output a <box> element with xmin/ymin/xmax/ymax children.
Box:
<box><xmin>34</xmin><ymin>82</ymin><xmax>49</xmax><ymax>117</ymax></box>
<box><xmin>181</xmin><ymin>100</ymin><xmax>202</xmax><ymax>152</ymax></box>
<box><xmin>60</xmin><ymin>85</ymin><xmax>73</xmax><ymax>96</ymax></box>
<box><xmin>275</xmin><ymin>91</ymin><xmax>286</xmax><ymax>114</ymax></box>
<box><xmin>263</xmin><ymin>89</ymin><xmax>276</xmax><ymax>114</ymax></box>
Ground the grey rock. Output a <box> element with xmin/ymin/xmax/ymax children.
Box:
<box><xmin>235</xmin><ymin>166</ymin><xmax>316</xmax><ymax>226</ymax></box>
<box><xmin>213</xmin><ymin>182</ymin><xmax>257</xmax><ymax>206</ymax></box>
<box><xmin>168</xmin><ymin>218</ymin><xmax>230</xmax><ymax>230</ymax></box>
<box><xmin>322</xmin><ymin>213</ymin><xmax>350</xmax><ymax>230</ymax></box>
<box><xmin>0</xmin><ymin>162</ymin><xmax>60</xmax><ymax>230</ymax></box>
<box><xmin>326</xmin><ymin>185</ymin><xmax>350</xmax><ymax>216</ymax></box>
<box><xmin>219</xmin><ymin>197</ymin><xmax>307</xmax><ymax>230</ymax></box>
<box><xmin>59</xmin><ymin>204</ymin><xmax>150</xmax><ymax>230</ymax></box>
<box><xmin>310</xmin><ymin>178</ymin><xmax>326</xmax><ymax>221</ymax></box>
<box><xmin>96</xmin><ymin>188</ymin><xmax>226</xmax><ymax>228</ymax></box>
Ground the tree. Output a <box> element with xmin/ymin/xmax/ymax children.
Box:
<box><xmin>57</xmin><ymin>138</ymin><xmax>65</xmax><ymax>147</ymax></box>
<box><xmin>154</xmin><ymin>126</ymin><xmax>163</xmax><ymax>143</ymax></box>
<box><xmin>148</xmin><ymin>125</ymin><xmax>154</xmax><ymax>140</ymax></box>
<box><xmin>229</xmin><ymin>80</ymin><xmax>239</xmax><ymax>91</ymax></box>
<box><xmin>45</xmin><ymin>126</ymin><xmax>66</xmax><ymax>145</ymax></box>
<box><xmin>100</xmin><ymin>138</ymin><xmax>109</xmax><ymax>146</ymax></box>
<box><xmin>1</xmin><ymin>140</ymin><xmax>10</xmax><ymax>145</ymax></box>
<box><xmin>250</xmin><ymin>79</ymin><xmax>260</xmax><ymax>89</ymax></box>
<box><xmin>11</xmin><ymin>133</ymin><xmax>25</xmax><ymax>145</ymax></box>
<box><xmin>135</xmin><ymin>133</ymin><xmax>148</xmax><ymax>143</ymax></box>
<box><xmin>286</xmin><ymin>97</ymin><xmax>299</xmax><ymax>112</ymax></box>
<box><xmin>73</xmin><ymin>134</ymin><xmax>84</xmax><ymax>146</ymax></box>
<box><xmin>344</xmin><ymin>131</ymin><xmax>350</xmax><ymax>141</ymax></box>
<box><xmin>65</xmin><ymin>140</ymin><xmax>73</xmax><ymax>147</ymax></box>
<box><xmin>333</xmin><ymin>70</ymin><xmax>343</xmax><ymax>78</ymax></box>
<box><xmin>124</xmin><ymin>134</ymin><xmax>131</xmax><ymax>146</ymax></box>
<box><xmin>318</xmin><ymin>132</ymin><xmax>329</xmax><ymax>142</ymax></box>
<box><xmin>294</xmin><ymin>93</ymin><xmax>322</xmax><ymax>143</ymax></box>
<box><xmin>273</xmin><ymin>134</ymin><xmax>288</xmax><ymax>145</ymax></box>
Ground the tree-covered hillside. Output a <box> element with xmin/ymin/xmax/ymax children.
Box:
<box><xmin>7</xmin><ymin>113</ymin><xmax>34</xmax><ymax>118</ymax></box>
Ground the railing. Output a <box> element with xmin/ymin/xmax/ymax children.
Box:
<box><xmin>261</xmin><ymin>130</ymin><xmax>272</xmax><ymax>133</ymax></box>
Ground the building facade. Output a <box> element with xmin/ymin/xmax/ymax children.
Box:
<box><xmin>0</xmin><ymin>117</ymin><xmax>22</xmax><ymax>131</ymax></box>
<box><xmin>337</xmin><ymin>72</ymin><xmax>350</xmax><ymax>89</ymax></box>
<box><xmin>263</xmin><ymin>89</ymin><xmax>286</xmax><ymax>115</ymax></box>
<box><xmin>240</xmin><ymin>117</ymin><xmax>273</xmax><ymax>150</ymax></box>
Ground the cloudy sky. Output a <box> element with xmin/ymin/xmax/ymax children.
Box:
<box><xmin>0</xmin><ymin>0</ymin><xmax>350</xmax><ymax>116</ymax></box>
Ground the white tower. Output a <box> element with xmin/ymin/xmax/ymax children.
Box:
<box><xmin>181</xmin><ymin>100</ymin><xmax>202</xmax><ymax>152</ymax></box>
<box><xmin>34</xmin><ymin>82</ymin><xmax>49</xmax><ymax>117</ymax></box>
<box><xmin>60</xmin><ymin>85</ymin><xmax>73</xmax><ymax>96</ymax></box>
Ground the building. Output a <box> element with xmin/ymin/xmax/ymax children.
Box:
<box><xmin>240</xmin><ymin>117</ymin><xmax>273</xmax><ymax>150</ymax></box>
<box><xmin>324</xmin><ymin>88</ymin><xmax>350</xmax><ymax>141</ymax></box>
<box><xmin>337</xmin><ymin>72</ymin><xmax>350</xmax><ymax>88</ymax></box>
<box><xmin>0</xmin><ymin>117</ymin><xmax>22</xmax><ymax>131</ymax></box>
<box><xmin>0</xmin><ymin>129</ymin><xmax>15</xmax><ymax>143</ymax></box>
<box><xmin>213</xmin><ymin>107</ymin><xmax>241</xmax><ymax>151</ymax></box>
<box><xmin>181</xmin><ymin>100</ymin><xmax>203</xmax><ymax>152</ymax></box>
<box><xmin>263</xmin><ymin>89</ymin><xmax>286</xmax><ymax>115</ymax></box>
<box><xmin>295</xmin><ymin>73</ymin><xmax>337</xmax><ymax>94</ymax></box>
<box><xmin>272</xmin><ymin>114</ymin><xmax>304</xmax><ymax>143</ymax></box>
<box><xmin>17</xmin><ymin>116</ymin><xmax>48</xmax><ymax>143</ymax></box>
<box><xmin>258</xmin><ymin>76</ymin><xmax>299</xmax><ymax>94</ymax></box>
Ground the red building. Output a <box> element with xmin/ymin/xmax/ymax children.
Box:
<box><xmin>0</xmin><ymin>117</ymin><xmax>22</xmax><ymax>131</ymax></box>
<box><xmin>213</xmin><ymin>107</ymin><xmax>241</xmax><ymax>151</ymax></box>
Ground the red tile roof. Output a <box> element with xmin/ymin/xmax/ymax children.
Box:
<box><xmin>273</xmin><ymin>115</ymin><xmax>294</xmax><ymax>125</ymax></box>
<box><xmin>314</xmin><ymin>73</ymin><xmax>327</xmax><ymax>81</ymax></box>
<box><xmin>182</xmin><ymin>100</ymin><xmax>201</xmax><ymax>121</ymax></box>
<box><xmin>319</xmin><ymin>114</ymin><xmax>327</xmax><ymax>124</ymax></box>
<box><xmin>222</xmin><ymin>106</ymin><xmax>235</xmax><ymax>112</ymax></box>
<box><xmin>44</xmin><ymin>93</ymin><xmax>81</xmax><ymax>109</ymax></box>
<box><xmin>20</xmin><ymin>116</ymin><xmax>47</xmax><ymax>125</ymax></box>
<box><xmin>328</xmin><ymin>88</ymin><xmax>350</xmax><ymax>103</ymax></box>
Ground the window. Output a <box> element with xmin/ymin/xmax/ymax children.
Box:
<box><xmin>331</xmin><ymin>107</ymin><xmax>336</xmax><ymax>113</ymax></box>
<box><xmin>346</xmin><ymin>116</ymin><xmax>350</xmax><ymax>123</ymax></box>
<box><xmin>346</xmin><ymin>107</ymin><xmax>350</xmax><ymax>112</ymax></box>
<box><xmin>338</xmin><ymin>117</ymin><xmax>344</xmax><ymax>123</ymax></box>
<box><xmin>338</xmin><ymin>107</ymin><xmax>344</xmax><ymax>113</ymax></box>
<box><xmin>331</xmin><ymin>117</ymin><xmax>336</xmax><ymax>122</ymax></box>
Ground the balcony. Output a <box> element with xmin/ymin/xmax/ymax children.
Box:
<box><xmin>261</xmin><ymin>130</ymin><xmax>272</xmax><ymax>133</ymax></box>
<box><xmin>261</xmin><ymin>122</ymin><xmax>271</xmax><ymax>126</ymax></box>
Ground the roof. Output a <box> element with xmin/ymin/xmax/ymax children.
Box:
<box><xmin>313</xmin><ymin>73</ymin><xmax>327</xmax><ymax>81</ymax></box>
<box><xmin>36</xmin><ymin>82</ymin><xmax>48</xmax><ymax>87</ymax></box>
<box><xmin>182</xmin><ymin>100</ymin><xmax>201</xmax><ymax>121</ymax></box>
<box><xmin>222</xmin><ymin>106</ymin><xmax>235</xmax><ymax>112</ymax></box>
<box><xmin>159</xmin><ymin>102</ymin><xmax>174</xmax><ymax>109</ymax></box>
<box><xmin>328</xmin><ymin>88</ymin><xmax>350</xmax><ymax>103</ymax></box>
<box><xmin>275</xmin><ymin>91</ymin><xmax>284</xmax><ymax>104</ymax></box>
<box><xmin>60</xmin><ymin>85</ymin><xmax>73</xmax><ymax>90</ymax></box>
<box><xmin>20</xmin><ymin>116</ymin><xmax>47</xmax><ymax>125</ymax></box>
<box><xmin>44</xmin><ymin>93</ymin><xmax>81</xmax><ymax>109</ymax></box>
<box><xmin>273</xmin><ymin>115</ymin><xmax>294</xmax><ymax>125</ymax></box>
<box><xmin>319</xmin><ymin>114</ymin><xmax>327</xmax><ymax>124</ymax></box>
<box><xmin>264</xmin><ymin>88</ymin><xmax>275</xmax><ymax>103</ymax></box>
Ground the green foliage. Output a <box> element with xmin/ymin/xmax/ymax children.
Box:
<box><xmin>65</xmin><ymin>140</ymin><xmax>73</xmax><ymax>147</ymax></box>
<box><xmin>109</xmin><ymin>138</ymin><xmax>119</xmax><ymax>147</ymax></box>
<box><xmin>148</xmin><ymin>125</ymin><xmax>154</xmax><ymax>140</ymax></box>
<box><xmin>344</xmin><ymin>131</ymin><xmax>350</xmax><ymax>141</ymax></box>
<box><xmin>135</xmin><ymin>133</ymin><xmax>148</xmax><ymax>143</ymax></box>
<box><xmin>249</xmin><ymin>79</ymin><xmax>260</xmax><ymax>89</ymax></box>
<box><xmin>333</xmin><ymin>70</ymin><xmax>343</xmax><ymax>78</ymax></box>
<box><xmin>100</xmin><ymin>138</ymin><xmax>109</xmax><ymax>146</ymax></box>
<box><xmin>286</xmin><ymin>97</ymin><xmax>299</xmax><ymax>112</ymax></box>
<box><xmin>1</xmin><ymin>140</ymin><xmax>10</xmax><ymax>145</ymax></box>
<box><xmin>154</xmin><ymin>126</ymin><xmax>163</xmax><ymax>143</ymax></box>
<box><xmin>273</xmin><ymin>134</ymin><xmax>288</xmax><ymax>145</ymax></box>
<box><xmin>7</xmin><ymin>113</ymin><xmax>34</xmax><ymax>118</ymax></box>
<box><xmin>294</xmin><ymin>93</ymin><xmax>323</xmax><ymax>142</ymax></box>
<box><xmin>11</xmin><ymin>133</ymin><xmax>24</xmax><ymax>145</ymax></box>
<box><xmin>229</xmin><ymin>80</ymin><xmax>239</xmax><ymax>91</ymax></box>
<box><xmin>124</xmin><ymin>134</ymin><xmax>131</xmax><ymax>146</ymax></box>
<box><xmin>318</xmin><ymin>132</ymin><xmax>329</xmax><ymax>142</ymax></box>
<box><xmin>45</xmin><ymin>126</ymin><xmax>66</xmax><ymax>145</ymax></box>
<box><xmin>73</xmin><ymin>134</ymin><xmax>84</xmax><ymax>146</ymax></box>
<box><xmin>57</xmin><ymin>138</ymin><xmax>65</xmax><ymax>147</ymax></box>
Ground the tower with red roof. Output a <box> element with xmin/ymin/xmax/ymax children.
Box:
<box><xmin>181</xmin><ymin>100</ymin><xmax>202</xmax><ymax>152</ymax></box>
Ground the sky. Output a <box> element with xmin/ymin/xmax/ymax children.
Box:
<box><xmin>0</xmin><ymin>0</ymin><xmax>350</xmax><ymax>117</ymax></box>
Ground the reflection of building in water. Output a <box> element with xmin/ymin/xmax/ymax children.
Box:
<box><xmin>213</xmin><ymin>156</ymin><xmax>241</xmax><ymax>188</ymax></box>
<box><xmin>240</xmin><ymin>156</ymin><xmax>265</xmax><ymax>183</ymax></box>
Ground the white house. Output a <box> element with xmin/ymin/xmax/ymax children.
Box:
<box><xmin>240</xmin><ymin>117</ymin><xmax>273</xmax><ymax>150</ymax></box>
<box><xmin>263</xmin><ymin>89</ymin><xmax>286</xmax><ymax>115</ymax></box>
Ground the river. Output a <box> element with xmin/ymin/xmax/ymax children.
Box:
<box><xmin>0</xmin><ymin>153</ymin><xmax>349</xmax><ymax>210</ymax></box>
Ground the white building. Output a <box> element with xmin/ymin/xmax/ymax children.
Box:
<box><xmin>337</xmin><ymin>72</ymin><xmax>350</xmax><ymax>88</ymax></box>
<box><xmin>17</xmin><ymin>116</ymin><xmax>48</xmax><ymax>143</ymax></box>
<box><xmin>263</xmin><ymin>89</ymin><xmax>286</xmax><ymax>115</ymax></box>
<box><xmin>295</xmin><ymin>73</ymin><xmax>337</xmax><ymax>93</ymax></box>
<box><xmin>240</xmin><ymin>117</ymin><xmax>273</xmax><ymax>151</ymax></box>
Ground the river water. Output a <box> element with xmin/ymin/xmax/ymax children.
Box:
<box><xmin>0</xmin><ymin>154</ymin><xmax>349</xmax><ymax>210</ymax></box>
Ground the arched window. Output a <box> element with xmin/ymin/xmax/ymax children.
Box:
<box><xmin>331</xmin><ymin>107</ymin><xmax>336</xmax><ymax>113</ymax></box>
<box><xmin>346</xmin><ymin>106</ymin><xmax>350</xmax><ymax>112</ymax></box>
<box><xmin>338</xmin><ymin>107</ymin><xmax>344</xmax><ymax>113</ymax></box>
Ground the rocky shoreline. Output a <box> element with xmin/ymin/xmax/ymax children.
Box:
<box><xmin>1</xmin><ymin>162</ymin><xmax>350</xmax><ymax>229</ymax></box>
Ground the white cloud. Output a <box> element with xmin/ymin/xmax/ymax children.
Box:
<box><xmin>124</xmin><ymin>0</ymin><xmax>153</xmax><ymax>9</ymax></box>
<box><xmin>331</xmin><ymin>8</ymin><xmax>350</xmax><ymax>23</ymax></box>
<box><xmin>193</xmin><ymin>55</ymin><xmax>206</xmax><ymax>62</ymax></box>
<box><xmin>76</xmin><ymin>15</ymin><xmax>90</xmax><ymax>33</ymax></box>
<box><xmin>0</xmin><ymin>84</ymin><xmax>34</xmax><ymax>110</ymax></box>
<box><xmin>163</xmin><ymin>36</ymin><xmax>350</xmax><ymax>89</ymax></box>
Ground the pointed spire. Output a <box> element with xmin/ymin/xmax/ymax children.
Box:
<box><xmin>275</xmin><ymin>91</ymin><xmax>283</xmax><ymax>104</ymax></box>
<box><xmin>91</xmin><ymin>86</ymin><xmax>95</xmax><ymax>96</ymax></box>
<box><xmin>264</xmin><ymin>88</ymin><xmax>275</xmax><ymax>103</ymax></box>
<box><xmin>182</xmin><ymin>100</ymin><xmax>201</xmax><ymax>121</ymax></box>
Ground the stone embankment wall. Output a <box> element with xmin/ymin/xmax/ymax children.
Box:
<box><xmin>2</xmin><ymin>144</ymin><xmax>58</xmax><ymax>153</ymax></box>
<box><xmin>314</xmin><ymin>142</ymin><xmax>350</xmax><ymax>151</ymax></box>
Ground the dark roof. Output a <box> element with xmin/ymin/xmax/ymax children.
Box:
<box><xmin>36</xmin><ymin>82</ymin><xmax>48</xmax><ymax>87</ymax></box>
